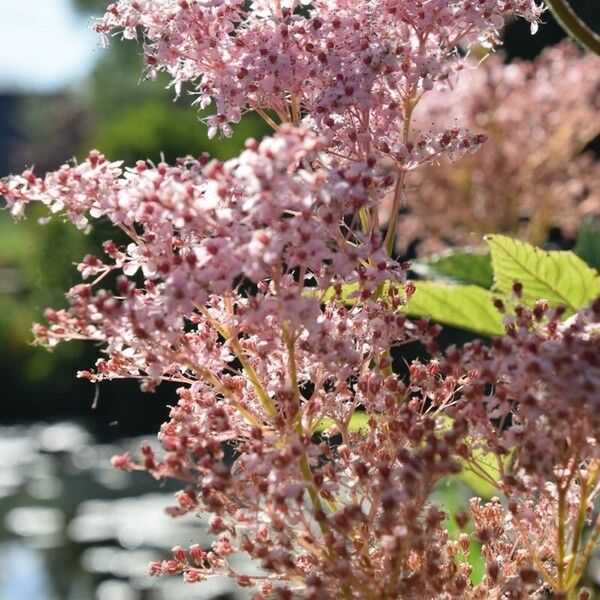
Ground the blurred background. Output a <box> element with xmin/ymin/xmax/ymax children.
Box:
<box><xmin>0</xmin><ymin>1</ymin><xmax>598</xmax><ymax>599</ymax></box>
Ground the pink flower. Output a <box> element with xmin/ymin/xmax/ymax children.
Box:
<box><xmin>95</xmin><ymin>0</ymin><xmax>541</xmax><ymax>165</ymax></box>
<box><xmin>10</xmin><ymin>2</ymin><xmax>600</xmax><ymax>598</ymax></box>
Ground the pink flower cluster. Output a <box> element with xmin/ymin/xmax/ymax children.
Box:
<box><xmin>3</xmin><ymin>132</ymin><xmax>476</xmax><ymax>597</ymax></box>
<box><xmin>95</xmin><ymin>0</ymin><xmax>541</xmax><ymax>167</ymax></box>
<box><xmin>5</xmin><ymin>1</ymin><xmax>600</xmax><ymax>599</ymax></box>
<box><xmin>363</xmin><ymin>297</ymin><xmax>600</xmax><ymax>599</ymax></box>
<box><xmin>3</xmin><ymin>129</ymin><xmax>403</xmax><ymax>368</ymax></box>
<box><xmin>454</xmin><ymin>299</ymin><xmax>600</xmax><ymax>485</ymax></box>
<box><xmin>389</xmin><ymin>41</ymin><xmax>600</xmax><ymax>254</ymax></box>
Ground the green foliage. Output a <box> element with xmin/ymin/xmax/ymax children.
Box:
<box><xmin>319</xmin><ymin>275</ymin><xmax>502</xmax><ymax>336</ymax></box>
<box><xmin>403</xmin><ymin>235</ymin><xmax>600</xmax><ymax>335</ymax></box>
<box><xmin>88</xmin><ymin>99</ymin><xmax>268</xmax><ymax>164</ymax></box>
<box><xmin>433</xmin><ymin>479</ymin><xmax>485</xmax><ymax>583</ymax></box>
<box><xmin>73</xmin><ymin>0</ymin><xmax>106</xmax><ymax>13</ymax></box>
<box><xmin>86</xmin><ymin>44</ymin><xmax>169</xmax><ymax>120</ymax></box>
<box><xmin>323</xmin><ymin>235</ymin><xmax>600</xmax><ymax>338</ymax></box>
<box><xmin>402</xmin><ymin>282</ymin><xmax>503</xmax><ymax>337</ymax></box>
<box><xmin>314</xmin><ymin>411</ymin><xmax>370</xmax><ymax>434</ymax></box>
<box><xmin>574</xmin><ymin>218</ymin><xmax>600</xmax><ymax>272</ymax></box>
<box><xmin>81</xmin><ymin>43</ymin><xmax>270</xmax><ymax>165</ymax></box>
<box><xmin>413</xmin><ymin>250</ymin><xmax>494</xmax><ymax>289</ymax></box>
<box><xmin>0</xmin><ymin>210</ymin><xmax>92</xmax><ymax>387</ymax></box>
<box><xmin>0</xmin><ymin>212</ymin><xmax>90</xmax><ymax>347</ymax></box>
<box><xmin>486</xmin><ymin>234</ymin><xmax>600</xmax><ymax>315</ymax></box>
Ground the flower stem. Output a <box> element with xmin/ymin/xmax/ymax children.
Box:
<box><xmin>546</xmin><ymin>0</ymin><xmax>600</xmax><ymax>56</ymax></box>
<box><xmin>197</xmin><ymin>304</ymin><xmax>278</xmax><ymax>420</ymax></box>
<box><xmin>566</xmin><ymin>511</ymin><xmax>600</xmax><ymax>590</ymax></box>
<box><xmin>566</xmin><ymin>478</ymin><xmax>589</xmax><ymax>583</ymax></box>
<box><xmin>383</xmin><ymin>169</ymin><xmax>406</xmax><ymax>256</ymax></box>
<box><xmin>557</xmin><ymin>486</ymin><xmax>567</xmax><ymax>589</ymax></box>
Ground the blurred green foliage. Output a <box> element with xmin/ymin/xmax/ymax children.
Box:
<box><xmin>0</xmin><ymin>209</ymin><xmax>89</xmax><ymax>352</ymax></box>
<box><xmin>88</xmin><ymin>98</ymin><xmax>268</xmax><ymax>164</ymax></box>
<box><xmin>574</xmin><ymin>218</ymin><xmax>600</xmax><ymax>271</ymax></box>
<box><xmin>0</xmin><ymin>2</ymin><xmax>268</xmax><ymax>425</ymax></box>
<box><xmin>81</xmin><ymin>43</ymin><xmax>270</xmax><ymax>164</ymax></box>
<box><xmin>433</xmin><ymin>479</ymin><xmax>485</xmax><ymax>584</ymax></box>
<box><xmin>73</xmin><ymin>0</ymin><xmax>105</xmax><ymax>11</ymax></box>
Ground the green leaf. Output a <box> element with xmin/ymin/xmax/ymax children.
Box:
<box><xmin>401</xmin><ymin>281</ymin><xmax>504</xmax><ymax>337</ymax></box>
<box><xmin>315</xmin><ymin>411</ymin><xmax>370</xmax><ymax>434</ymax></box>
<box><xmin>486</xmin><ymin>234</ymin><xmax>600</xmax><ymax>315</ymax></box>
<box><xmin>414</xmin><ymin>250</ymin><xmax>493</xmax><ymax>289</ymax></box>
<box><xmin>459</xmin><ymin>444</ymin><xmax>510</xmax><ymax>500</ymax></box>
<box><xmin>320</xmin><ymin>282</ymin><xmax>359</xmax><ymax>304</ymax></box>
<box><xmin>574</xmin><ymin>218</ymin><xmax>600</xmax><ymax>272</ymax></box>
<box><xmin>438</xmin><ymin>416</ymin><xmax>509</xmax><ymax>499</ymax></box>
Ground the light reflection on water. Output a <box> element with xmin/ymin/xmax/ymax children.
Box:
<box><xmin>0</xmin><ymin>541</ymin><xmax>58</xmax><ymax>600</ymax></box>
<box><xmin>4</xmin><ymin>423</ymin><xmax>600</xmax><ymax>598</ymax></box>
<box><xmin>0</xmin><ymin>423</ymin><xmax>247</xmax><ymax>600</ymax></box>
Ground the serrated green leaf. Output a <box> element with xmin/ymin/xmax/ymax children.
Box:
<box><xmin>401</xmin><ymin>281</ymin><xmax>504</xmax><ymax>337</ymax></box>
<box><xmin>574</xmin><ymin>218</ymin><xmax>600</xmax><ymax>271</ymax></box>
<box><xmin>486</xmin><ymin>234</ymin><xmax>600</xmax><ymax>314</ymax></box>
<box><xmin>321</xmin><ymin>279</ymin><xmax>504</xmax><ymax>337</ymax></box>
<box><xmin>415</xmin><ymin>250</ymin><xmax>493</xmax><ymax>289</ymax></box>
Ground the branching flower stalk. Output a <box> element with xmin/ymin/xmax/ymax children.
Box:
<box><xmin>2</xmin><ymin>1</ymin><xmax>600</xmax><ymax>599</ymax></box>
<box><xmin>545</xmin><ymin>0</ymin><xmax>600</xmax><ymax>56</ymax></box>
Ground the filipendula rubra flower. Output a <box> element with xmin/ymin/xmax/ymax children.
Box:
<box><xmin>95</xmin><ymin>0</ymin><xmax>542</xmax><ymax>163</ymax></box>
<box><xmin>387</xmin><ymin>41</ymin><xmax>600</xmax><ymax>255</ymax></box>
<box><xmin>2</xmin><ymin>129</ymin><xmax>478</xmax><ymax>598</ymax></box>
<box><xmin>10</xmin><ymin>2</ymin><xmax>600</xmax><ymax>599</ymax></box>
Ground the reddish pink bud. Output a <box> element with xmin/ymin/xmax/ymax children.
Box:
<box><xmin>172</xmin><ymin>545</ymin><xmax>186</xmax><ymax>562</ymax></box>
<box><xmin>111</xmin><ymin>452</ymin><xmax>134</xmax><ymax>471</ymax></box>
